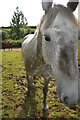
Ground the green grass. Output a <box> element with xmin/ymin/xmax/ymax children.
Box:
<box><xmin>1</xmin><ymin>45</ymin><xmax>80</xmax><ymax>119</ymax></box>
<box><xmin>2</xmin><ymin>51</ymin><xmax>27</xmax><ymax>118</ymax></box>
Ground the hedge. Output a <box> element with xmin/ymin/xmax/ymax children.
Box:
<box><xmin>11</xmin><ymin>42</ymin><xmax>21</xmax><ymax>48</ymax></box>
<box><xmin>1</xmin><ymin>42</ymin><xmax>22</xmax><ymax>49</ymax></box>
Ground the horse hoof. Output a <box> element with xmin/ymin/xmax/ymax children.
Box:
<box><xmin>43</xmin><ymin>106</ymin><xmax>49</xmax><ymax>111</ymax></box>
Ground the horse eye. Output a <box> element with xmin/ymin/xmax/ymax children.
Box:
<box><xmin>44</xmin><ymin>35</ymin><xmax>51</xmax><ymax>41</ymax></box>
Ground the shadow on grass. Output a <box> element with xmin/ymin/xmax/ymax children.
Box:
<box><xmin>17</xmin><ymin>90</ymin><xmax>49</xmax><ymax>119</ymax></box>
<box><xmin>17</xmin><ymin>91</ymin><xmax>37</xmax><ymax>119</ymax></box>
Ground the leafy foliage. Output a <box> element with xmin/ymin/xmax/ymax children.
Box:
<box><xmin>10</xmin><ymin>7</ymin><xmax>28</xmax><ymax>40</ymax></box>
<box><xmin>2</xmin><ymin>30</ymin><xmax>10</xmax><ymax>40</ymax></box>
<box><xmin>1</xmin><ymin>27</ymin><xmax>36</xmax><ymax>42</ymax></box>
<box><xmin>2</xmin><ymin>31</ymin><xmax>7</xmax><ymax>40</ymax></box>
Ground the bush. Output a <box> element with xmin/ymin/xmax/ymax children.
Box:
<box><xmin>2</xmin><ymin>27</ymin><xmax>36</xmax><ymax>40</ymax></box>
<box><xmin>11</xmin><ymin>42</ymin><xmax>21</xmax><ymax>48</ymax></box>
<box><xmin>30</xmin><ymin>28</ymin><xmax>36</xmax><ymax>34</ymax></box>
<box><xmin>1</xmin><ymin>41</ymin><xmax>22</xmax><ymax>49</ymax></box>
<box><xmin>2</xmin><ymin>31</ymin><xmax>8</xmax><ymax>40</ymax></box>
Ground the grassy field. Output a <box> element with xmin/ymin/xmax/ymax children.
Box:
<box><xmin>1</xmin><ymin>40</ymin><xmax>80</xmax><ymax>119</ymax></box>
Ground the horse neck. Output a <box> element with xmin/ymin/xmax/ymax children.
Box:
<box><xmin>37</xmin><ymin>32</ymin><xmax>42</xmax><ymax>54</ymax></box>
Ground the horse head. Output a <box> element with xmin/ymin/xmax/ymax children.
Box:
<box><xmin>41</xmin><ymin>0</ymin><xmax>79</xmax><ymax>107</ymax></box>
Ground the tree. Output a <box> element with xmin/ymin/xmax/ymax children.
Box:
<box><xmin>10</xmin><ymin>7</ymin><xmax>28</xmax><ymax>40</ymax></box>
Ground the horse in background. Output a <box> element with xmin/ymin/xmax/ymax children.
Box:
<box><xmin>2</xmin><ymin>42</ymin><xmax>12</xmax><ymax>51</ymax></box>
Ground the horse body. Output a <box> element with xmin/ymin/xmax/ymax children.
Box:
<box><xmin>22</xmin><ymin>29</ymin><xmax>52</xmax><ymax>77</ymax></box>
<box><xmin>22</xmin><ymin>1</ymin><xmax>80</xmax><ymax>109</ymax></box>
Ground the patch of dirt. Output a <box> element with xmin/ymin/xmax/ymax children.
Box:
<box><xmin>0</xmin><ymin>48</ymin><xmax>21</xmax><ymax>51</ymax></box>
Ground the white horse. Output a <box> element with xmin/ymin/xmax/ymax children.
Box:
<box><xmin>22</xmin><ymin>0</ymin><xmax>80</xmax><ymax>110</ymax></box>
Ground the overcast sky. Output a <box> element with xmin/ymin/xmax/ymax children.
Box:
<box><xmin>0</xmin><ymin>0</ymin><xmax>79</xmax><ymax>27</ymax></box>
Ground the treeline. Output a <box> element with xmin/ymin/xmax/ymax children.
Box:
<box><xmin>0</xmin><ymin>26</ymin><xmax>36</xmax><ymax>49</ymax></box>
<box><xmin>1</xmin><ymin>26</ymin><xmax>36</xmax><ymax>41</ymax></box>
<box><xmin>1</xmin><ymin>26</ymin><xmax>36</xmax><ymax>29</ymax></box>
<box><xmin>0</xmin><ymin>7</ymin><xmax>37</xmax><ymax>49</ymax></box>
<box><xmin>1</xmin><ymin>7</ymin><xmax>36</xmax><ymax>41</ymax></box>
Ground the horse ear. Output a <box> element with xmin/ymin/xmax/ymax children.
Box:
<box><xmin>42</xmin><ymin>0</ymin><xmax>53</xmax><ymax>13</ymax></box>
<box><xmin>67</xmin><ymin>0</ymin><xmax>79</xmax><ymax>12</ymax></box>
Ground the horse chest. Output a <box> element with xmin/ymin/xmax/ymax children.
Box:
<box><xmin>25</xmin><ymin>53</ymin><xmax>51</xmax><ymax>77</ymax></box>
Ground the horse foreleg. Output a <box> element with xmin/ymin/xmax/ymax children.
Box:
<box><xmin>27</xmin><ymin>74</ymin><xmax>35</xmax><ymax>95</ymax></box>
<box><xmin>43</xmin><ymin>76</ymin><xmax>51</xmax><ymax>111</ymax></box>
<box><xmin>8</xmin><ymin>48</ymin><xmax>10</xmax><ymax>51</ymax></box>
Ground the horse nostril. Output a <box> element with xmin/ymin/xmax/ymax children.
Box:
<box><xmin>64</xmin><ymin>96</ymin><xmax>68</xmax><ymax>104</ymax></box>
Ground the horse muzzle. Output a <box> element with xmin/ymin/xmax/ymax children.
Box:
<box><xmin>60</xmin><ymin>92</ymin><xmax>78</xmax><ymax>108</ymax></box>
